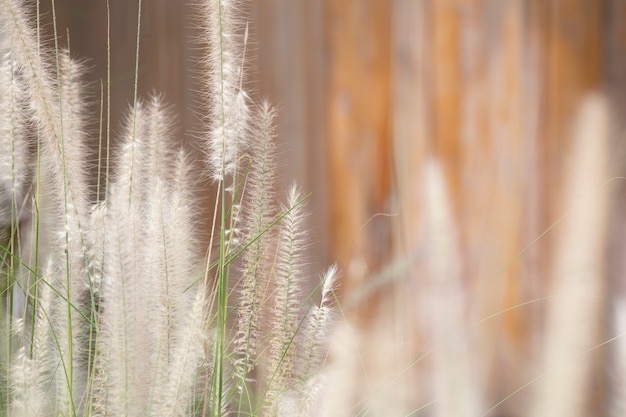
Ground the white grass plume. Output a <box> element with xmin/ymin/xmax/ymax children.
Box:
<box><xmin>57</xmin><ymin>48</ymin><xmax>89</xmax><ymax>206</ymax></box>
<box><xmin>94</xmin><ymin>104</ymin><xmax>153</xmax><ymax>416</ymax></box>
<box><xmin>144</xmin><ymin>173</ymin><xmax>200</xmax><ymax>408</ymax></box>
<box><xmin>144</xmin><ymin>95</ymin><xmax>177</xmax><ymax>187</ymax></box>
<box><xmin>26</xmin><ymin>47</ymin><xmax>92</xmax><ymax>416</ymax></box>
<box><xmin>94</xmin><ymin>100</ymin><xmax>206</xmax><ymax>416</ymax></box>
<box><xmin>195</xmin><ymin>2</ymin><xmax>255</xmax><ymax>411</ymax></box>
<box><xmin>0</xmin><ymin>30</ymin><xmax>32</xmax><ymax>320</ymax></box>
<box><xmin>530</xmin><ymin>93</ymin><xmax>609</xmax><ymax>417</ymax></box>
<box><xmin>296</xmin><ymin>266</ymin><xmax>338</xmax><ymax>417</ymax></box>
<box><xmin>315</xmin><ymin>322</ymin><xmax>361</xmax><ymax>417</ymax></box>
<box><xmin>1</xmin><ymin>7</ymin><xmax>92</xmax><ymax>410</ymax></box>
<box><xmin>149</xmin><ymin>288</ymin><xmax>208</xmax><ymax>417</ymax></box>
<box><xmin>234</xmin><ymin>102</ymin><xmax>278</xmax><ymax>392</ymax></box>
<box><xmin>10</xmin><ymin>272</ymin><xmax>54</xmax><ymax>417</ymax></box>
<box><xmin>264</xmin><ymin>183</ymin><xmax>308</xmax><ymax>414</ymax></box>
<box><xmin>197</xmin><ymin>0</ymin><xmax>251</xmax><ymax>182</ymax></box>
<box><xmin>300</xmin><ymin>265</ymin><xmax>337</xmax><ymax>381</ymax></box>
<box><xmin>86</xmin><ymin>201</ymin><xmax>107</xmax><ymax>303</ymax></box>
<box><xmin>1</xmin><ymin>0</ymin><xmax>89</xmax><ymax>231</ymax></box>
<box><xmin>0</xmin><ymin>36</ymin><xmax>29</xmax><ymax>228</ymax></box>
<box><xmin>424</xmin><ymin>159</ymin><xmax>480</xmax><ymax>417</ymax></box>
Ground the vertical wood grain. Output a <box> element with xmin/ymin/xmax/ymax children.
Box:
<box><xmin>323</xmin><ymin>0</ymin><xmax>392</xmax><ymax>306</ymax></box>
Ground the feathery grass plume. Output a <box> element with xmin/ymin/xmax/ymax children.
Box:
<box><xmin>94</xmin><ymin>103</ymin><xmax>152</xmax><ymax>416</ymax></box>
<box><xmin>315</xmin><ymin>322</ymin><xmax>362</xmax><ymax>417</ymax></box>
<box><xmin>424</xmin><ymin>159</ymin><xmax>480</xmax><ymax>417</ymax></box>
<box><xmin>15</xmin><ymin>45</ymin><xmax>92</xmax><ymax>416</ymax></box>
<box><xmin>1</xmin><ymin>2</ymin><xmax>92</xmax><ymax>409</ymax></box>
<box><xmin>1</xmin><ymin>7</ymin><xmax>91</xmax><ymax>352</ymax></box>
<box><xmin>197</xmin><ymin>0</ymin><xmax>251</xmax><ymax>182</ymax></box>
<box><xmin>86</xmin><ymin>201</ymin><xmax>107</xmax><ymax>307</ymax></box>
<box><xmin>10</xmin><ymin>262</ymin><xmax>54</xmax><ymax>417</ymax></box>
<box><xmin>86</xmin><ymin>200</ymin><xmax>108</xmax><ymax>415</ymax></box>
<box><xmin>149</xmin><ymin>288</ymin><xmax>209</xmax><ymax>417</ymax></box>
<box><xmin>0</xmin><ymin>23</ymin><xmax>31</xmax><ymax>322</ymax></box>
<box><xmin>141</xmin><ymin>102</ymin><xmax>193</xmax><ymax>363</ymax></box>
<box><xmin>0</xmin><ymin>0</ymin><xmax>89</xmax><ymax>232</ymax></box>
<box><xmin>143</xmin><ymin>157</ymin><xmax>201</xmax><ymax>410</ymax></box>
<box><xmin>530</xmin><ymin>93</ymin><xmax>609</xmax><ymax>417</ymax></box>
<box><xmin>296</xmin><ymin>266</ymin><xmax>338</xmax><ymax>417</ymax></box>
<box><xmin>264</xmin><ymin>183</ymin><xmax>308</xmax><ymax>415</ymax></box>
<box><xmin>233</xmin><ymin>102</ymin><xmax>278</xmax><ymax>396</ymax></box>
<box><xmin>52</xmin><ymin>48</ymin><xmax>92</xmax><ymax>411</ymax></box>
<box><xmin>94</xmin><ymin>99</ymin><xmax>207</xmax><ymax>416</ymax></box>
<box><xmin>9</xmin><ymin>320</ymin><xmax>42</xmax><ymax>417</ymax></box>
<box><xmin>57</xmin><ymin>48</ymin><xmax>89</xmax><ymax>203</ymax></box>
<box><xmin>609</xmin><ymin>297</ymin><xmax>626</xmax><ymax>417</ymax></box>
<box><xmin>196</xmin><ymin>1</ymin><xmax>253</xmax><ymax>415</ymax></box>
<box><xmin>144</xmin><ymin>177</ymin><xmax>182</xmax><ymax>396</ymax></box>
<box><xmin>43</xmin><ymin>249</ymin><xmax>91</xmax><ymax>415</ymax></box>
<box><xmin>144</xmin><ymin>95</ymin><xmax>177</xmax><ymax>188</ymax></box>
<box><xmin>300</xmin><ymin>266</ymin><xmax>337</xmax><ymax>380</ymax></box>
<box><xmin>0</xmin><ymin>33</ymin><xmax>29</xmax><ymax>228</ymax></box>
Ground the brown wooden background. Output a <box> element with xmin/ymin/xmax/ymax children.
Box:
<box><xmin>36</xmin><ymin>0</ymin><xmax>626</xmax><ymax>414</ymax></box>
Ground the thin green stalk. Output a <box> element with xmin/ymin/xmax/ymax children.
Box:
<box><xmin>212</xmin><ymin>1</ymin><xmax>228</xmax><ymax>415</ymax></box>
<box><xmin>49</xmin><ymin>3</ymin><xmax>79</xmax><ymax>414</ymax></box>
<box><xmin>118</xmin><ymin>1</ymin><xmax>143</xmax><ymax>413</ymax></box>
<box><xmin>29</xmin><ymin>0</ymin><xmax>43</xmax><ymax>363</ymax></box>
<box><xmin>96</xmin><ymin>80</ymin><xmax>104</xmax><ymax>202</ymax></box>
<box><xmin>214</xmin><ymin>178</ymin><xmax>227</xmax><ymax>417</ymax></box>
<box><xmin>128</xmin><ymin>0</ymin><xmax>143</xmax><ymax>206</ymax></box>
<box><xmin>105</xmin><ymin>0</ymin><xmax>111</xmax><ymax>202</ymax></box>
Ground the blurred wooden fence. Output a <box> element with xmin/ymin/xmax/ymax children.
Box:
<box><xmin>42</xmin><ymin>0</ymin><xmax>626</xmax><ymax>414</ymax></box>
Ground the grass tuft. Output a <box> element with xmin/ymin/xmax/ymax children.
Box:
<box><xmin>0</xmin><ymin>1</ymin><xmax>336</xmax><ymax>416</ymax></box>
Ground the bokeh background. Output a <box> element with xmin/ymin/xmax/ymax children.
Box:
<box><xmin>33</xmin><ymin>1</ymin><xmax>626</xmax><ymax>415</ymax></box>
